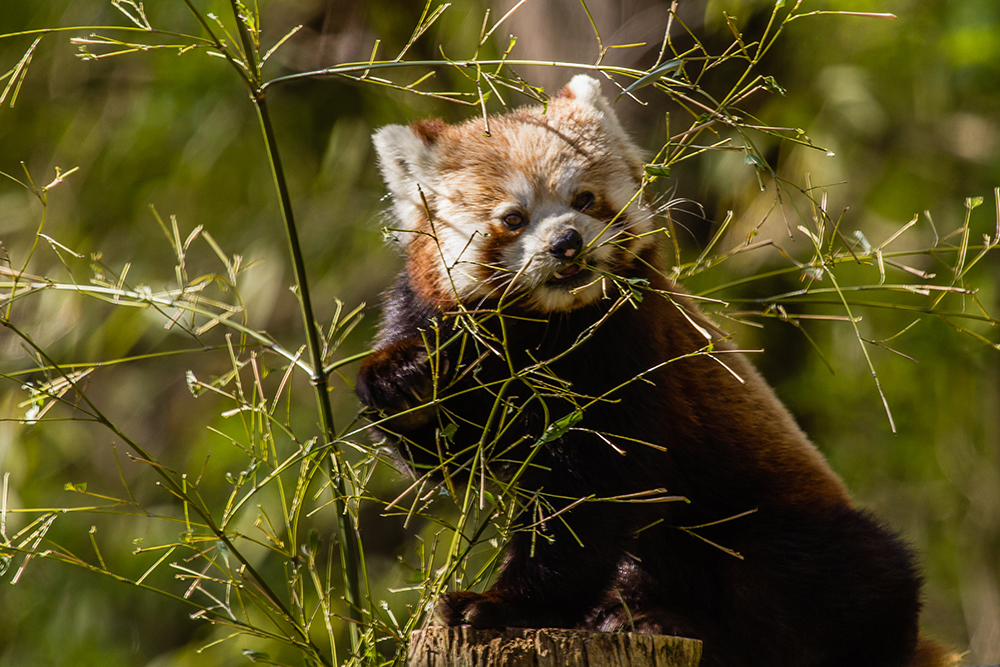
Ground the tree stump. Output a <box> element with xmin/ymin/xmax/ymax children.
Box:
<box><xmin>408</xmin><ymin>626</ymin><xmax>703</xmax><ymax>667</ymax></box>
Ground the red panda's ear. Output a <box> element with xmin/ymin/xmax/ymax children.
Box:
<box><xmin>411</xmin><ymin>118</ymin><xmax>446</xmax><ymax>145</ymax></box>
<box><xmin>373</xmin><ymin>124</ymin><xmax>439</xmax><ymax>243</ymax></box>
<box><xmin>558</xmin><ymin>74</ymin><xmax>603</xmax><ymax>106</ymax></box>
<box><xmin>556</xmin><ymin>75</ymin><xmax>646</xmax><ymax>185</ymax></box>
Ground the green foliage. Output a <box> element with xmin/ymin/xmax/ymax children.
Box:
<box><xmin>1</xmin><ymin>1</ymin><xmax>998</xmax><ymax>665</ymax></box>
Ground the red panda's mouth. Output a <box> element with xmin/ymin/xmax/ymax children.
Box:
<box><xmin>553</xmin><ymin>263</ymin><xmax>583</xmax><ymax>280</ymax></box>
<box><xmin>548</xmin><ymin>262</ymin><xmax>592</xmax><ymax>286</ymax></box>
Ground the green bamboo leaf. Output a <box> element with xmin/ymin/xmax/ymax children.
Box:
<box><xmin>616</xmin><ymin>59</ymin><xmax>683</xmax><ymax>101</ymax></box>
<box><xmin>242</xmin><ymin>649</ymin><xmax>270</xmax><ymax>662</ymax></box>
<box><xmin>537</xmin><ymin>410</ymin><xmax>583</xmax><ymax>446</ymax></box>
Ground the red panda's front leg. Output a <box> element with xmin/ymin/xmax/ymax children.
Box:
<box><xmin>356</xmin><ymin>337</ymin><xmax>444</xmax><ymax>433</ymax></box>
<box><xmin>437</xmin><ymin>502</ymin><xmax>630</xmax><ymax>629</ymax></box>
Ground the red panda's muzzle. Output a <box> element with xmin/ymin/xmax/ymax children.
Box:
<box><xmin>547</xmin><ymin>227</ymin><xmax>589</xmax><ymax>284</ymax></box>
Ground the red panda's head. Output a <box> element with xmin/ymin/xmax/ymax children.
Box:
<box><xmin>373</xmin><ymin>75</ymin><xmax>656</xmax><ymax>313</ymax></box>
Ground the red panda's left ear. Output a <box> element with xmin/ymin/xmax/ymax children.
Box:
<box><xmin>372</xmin><ymin>124</ymin><xmax>439</xmax><ymax>243</ymax></box>
<box><xmin>411</xmin><ymin>118</ymin><xmax>446</xmax><ymax>145</ymax></box>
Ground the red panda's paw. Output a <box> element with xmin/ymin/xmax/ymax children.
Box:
<box><xmin>436</xmin><ymin>590</ymin><xmax>483</xmax><ymax>626</ymax></box>
<box><xmin>437</xmin><ymin>590</ymin><xmax>554</xmax><ymax>629</ymax></box>
<box><xmin>356</xmin><ymin>339</ymin><xmax>447</xmax><ymax>431</ymax></box>
<box><xmin>437</xmin><ymin>590</ymin><xmax>521</xmax><ymax>629</ymax></box>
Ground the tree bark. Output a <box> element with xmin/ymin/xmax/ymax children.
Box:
<box><xmin>408</xmin><ymin>626</ymin><xmax>702</xmax><ymax>667</ymax></box>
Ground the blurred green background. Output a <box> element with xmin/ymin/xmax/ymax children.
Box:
<box><xmin>1</xmin><ymin>0</ymin><xmax>998</xmax><ymax>665</ymax></box>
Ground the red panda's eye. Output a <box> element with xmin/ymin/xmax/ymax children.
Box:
<box><xmin>502</xmin><ymin>212</ymin><xmax>527</xmax><ymax>229</ymax></box>
<box><xmin>571</xmin><ymin>191</ymin><xmax>595</xmax><ymax>212</ymax></box>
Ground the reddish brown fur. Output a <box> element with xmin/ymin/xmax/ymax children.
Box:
<box><xmin>912</xmin><ymin>637</ymin><xmax>963</xmax><ymax>667</ymax></box>
<box><xmin>404</xmin><ymin>232</ymin><xmax>454</xmax><ymax>307</ymax></box>
<box><xmin>359</xmin><ymin>76</ymin><xmax>960</xmax><ymax>667</ymax></box>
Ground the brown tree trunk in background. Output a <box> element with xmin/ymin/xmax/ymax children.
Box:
<box><xmin>408</xmin><ymin>626</ymin><xmax>703</xmax><ymax>667</ymax></box>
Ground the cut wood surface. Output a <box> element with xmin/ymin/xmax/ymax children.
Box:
<box><xmin>408</xmin><ymin>626</ymin><xmax>703</xmax><ymax>667</ymax></box>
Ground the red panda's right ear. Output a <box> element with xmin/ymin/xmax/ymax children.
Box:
<box><xmin>558</xmin><ymin>74</ymin><xmax>603</xmax><ymax>105</ymax></box>
<box><xmin>557</xmin><ymin>75</ymin><xmax>647</xmax><ymax>187</ymax></box>
<box><xmin>372</xmin><ymin>124</ymin><xmax>438</xmax><ymax>243</ymax></box>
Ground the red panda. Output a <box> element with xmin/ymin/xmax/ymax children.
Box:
<box><xmin>356</xmin><ymin>75</ymin><xmax>959</xmax><ymax>667</ymax></box>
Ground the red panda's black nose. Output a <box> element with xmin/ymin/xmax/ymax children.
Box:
<box><xmin>550</xmin><ymin>228</ymin><xmax>584</xmax><ymax>259</ymax></box>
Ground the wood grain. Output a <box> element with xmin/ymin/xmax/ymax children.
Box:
<box><xmin>408</xmin><ymin>626</ymin><xmax>702</xmax><ymax>667</ymax></box>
